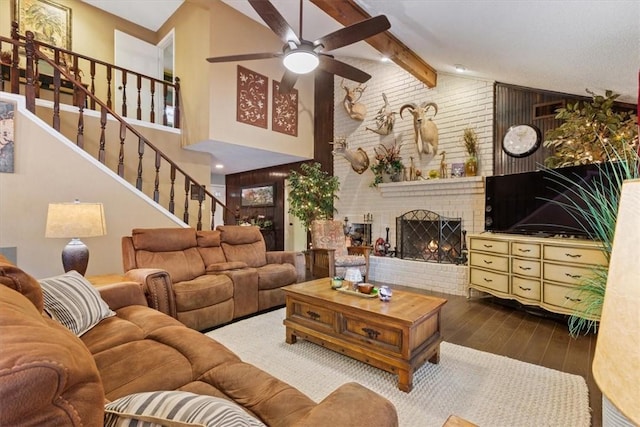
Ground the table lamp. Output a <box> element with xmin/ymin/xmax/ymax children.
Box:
<box><xmin>45</xmin><ymin>200</ymin><xmax>107</xmax><ymax>276</ymax></box>
<box><xmin>592</xmin><ymin>179</ymin><xmax>640</xmax><ymax>426</ymax></box>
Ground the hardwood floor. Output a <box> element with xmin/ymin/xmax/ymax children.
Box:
<box><xmin>395</xmin><ymin>285</ymin><xmax>601</xmax><ymax>427</ymax></box>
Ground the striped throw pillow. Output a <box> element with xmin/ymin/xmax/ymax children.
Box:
<box><xmin>104</xmin><ymin>391</ymin><xmax>266</xmax><ymax>427</ymax></box>
<box><xmin>39</xmin><ymin>270</ymin><xmax>115</xmax><ymax>336</ymax></box>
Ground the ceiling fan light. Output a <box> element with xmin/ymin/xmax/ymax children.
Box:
<box><xmin>283</xmin><ymin>49</ymin><xmax>319</xmax><ymax>74</ymax></box>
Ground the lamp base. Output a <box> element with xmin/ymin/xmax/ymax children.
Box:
<box><xmin>62</xmin><ymin>238</ymin><xmax>89</xmax><ymax>276</ymax></box>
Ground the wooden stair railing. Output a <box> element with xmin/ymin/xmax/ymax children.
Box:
<box><xmin>2</xmin><ymin>21</ymin><xmax>180</xmax><ymax>128</ymax></box>
<box><xmin>0</xmin><ymin>30</ymin><xmax>235</xmax><ymax>230</ymax></box>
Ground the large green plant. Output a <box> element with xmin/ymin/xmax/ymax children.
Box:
<box><xmin>542</xmin><ymin>92</ymin><xmax>638</xmax><ymax>334</ymax></box>
<box><xmin>543</xmin><ymin>90</ymin><xmax>637</xmax><ymax>168</ymax></box>
<box><xmin>287</xmin><ymin>162</ymin><xmax>340</xmax><ymax>230</ymax></box>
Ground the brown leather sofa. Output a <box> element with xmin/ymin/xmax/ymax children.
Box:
<box><xmin>0</xmin><ymin>258</ymin><xmax>398</xmax><ymax>426</ymax></box>
<box><xmin>122</xmin><ymin>226</ymin><xmax>305</xmax><ymax>331</ymax></box>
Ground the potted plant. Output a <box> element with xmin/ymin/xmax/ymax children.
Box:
<box><xmin>543</xmin><ymin>90</ymin><xmax>638</xmax><ymax>335</ymax></box>
<box><xmin>462</xmin><ymin>128</ymin><xmax>478</xmax><ymax>176</ymax></box>
<box><xmin>287</xmin><ymin>162</ymin><xmax>340</xmax><ymax>230</ymax></box>
<box><xmin>370</xmin><ymin>139</ymin><xmax>404</xmax><ymax>187</ymax></box>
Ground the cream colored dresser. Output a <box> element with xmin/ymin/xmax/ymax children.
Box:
<box><xmin>468</xmin><ymin>233</ymin><xmax>607</xmax><ymax>319</ymax></box>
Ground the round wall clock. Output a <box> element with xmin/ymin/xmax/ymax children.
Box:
<box><xmin>502</xmin><ymin>124</ymin><xmax>541</xmax><ymax>158</ymax></box>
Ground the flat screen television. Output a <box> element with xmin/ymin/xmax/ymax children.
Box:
<box><xmin>484</xmin><ymin>162</ymin><xmax>621</xmax><ymax>239</ymax></box>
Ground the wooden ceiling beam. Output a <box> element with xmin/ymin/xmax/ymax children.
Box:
<box><xmin>310</xmin><ymin>0</ymin><xmax>437</xmax><ymax>88</ymax></box>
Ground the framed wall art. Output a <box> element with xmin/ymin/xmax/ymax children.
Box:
<box><xmin>241</xmin><ymin>184</ymin><xmax>274</xmax><ymax>207</ymax></box>
<box><xmin>14</xmin><ymin>0</ymin><xmax>72</xmax><ymax>50</ymax></box>
<box><xmin>0</xmin><ymin>100</ymin><xmax>16</xmax><ymax>173</ymax></box>
<box><xmin>272</xmin><ymin>80</ymin><xmax>298</xmax><ymax>136</ymax></box>
<box><xmin>237</xmin><ymin>65</ymin><xmax>268</xmax><ymax>129</ymax></box>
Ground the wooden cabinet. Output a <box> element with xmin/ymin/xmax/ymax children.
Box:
<box><xmin>468</xmin><ymin>233</ymin><xmax>606</xmax><ymax>320</ymax></box>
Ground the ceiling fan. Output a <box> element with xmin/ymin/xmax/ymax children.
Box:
<box><xmin>206</xmin><ymin>0</ymin><xmax>391</xmax><ymax>93</ymax></box>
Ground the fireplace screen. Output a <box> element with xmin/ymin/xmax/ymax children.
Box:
<box><xmin>396</xmin><ymin>210</ymin><xmax>462</xmax><ymax>263</ymax></box>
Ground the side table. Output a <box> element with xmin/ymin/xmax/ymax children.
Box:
<box><xmin>86</xmin><ymin>273</ymin><xmax>127</xmax><ymax>287</ymax></box>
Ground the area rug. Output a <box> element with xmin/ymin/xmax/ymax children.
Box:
<box><xmin>207</xmin><ymin>308</ymin><xmax>590</xmax><ymax>427</ymax></box>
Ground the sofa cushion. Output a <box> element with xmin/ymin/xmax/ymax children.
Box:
<box><xmin>197</xmin><ymin>230</ymin><xmax>227</xmax><ymax>267</ymax></box>
<box><xmin>0</xmin><ymin>286</ymin><xmax>105</xmax><ymax>426</ymax></box>
<box><xmin>39</xmin><ymin>271</ymin><xmax>115</xmax><ymax>336</ymax></box>
<box><xmin>132</xmin><ymin>227</ymin><xmax>197</xmax><ymax>251</ymax></box>
<box><xmin>173</xmin><ymin>275</ymin><xmax>233</xmax><ymax>311</ymax></box>
<box><xmin>206</xmin><ymin>261</ymin><xmax>249</xmax><ymax>273</ymax></box>
<box><xmin>256</xmin><ymin>264</ymin><xmax>297</xmax><ymax>290</ymax></box>
<box><xmin>218</xmin><ymin>226</ymin><xmax>267</xmax><ymax>268</ymax></box>
<box><xmin>136</xmin><ymin>247</ymin><xmax>206</xmax><ymax>283</ymax></box>
<box><xmin>104</xmin><ymin>390</ymin><xmax>266</xmax><ymax>427</ymax></box>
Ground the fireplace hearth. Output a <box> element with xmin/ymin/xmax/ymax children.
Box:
<box><xmin>396</xmin><ymin>210</ymin><xmax>463</xmax><ymax>264</ymax></box>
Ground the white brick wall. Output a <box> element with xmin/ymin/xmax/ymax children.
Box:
<box><xmin>333</xmin><ymin>58</ymin><xmax>494</xmax><ymax>295</ymax></box>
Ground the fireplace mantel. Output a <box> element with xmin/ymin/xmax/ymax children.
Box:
<box><xmin>378</xmin><ymin>176</ymin><xmax>484</xmax><ymax>198</ymax></box>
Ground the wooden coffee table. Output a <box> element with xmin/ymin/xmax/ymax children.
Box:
<box><xmin>282</xmin><ymin>278</ymin><xmax>447</xmax><ymax>392</ymax></box>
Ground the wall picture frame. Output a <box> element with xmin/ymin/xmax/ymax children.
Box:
<box><xmin>0</xmin><ymin>100</ymin><xmax>16</xmax><ymax>174</ymax></box>
<box><xmin>241</xmin><ymin>184</ymin><xmax>274</xmax><ymax>207</ymax></box>
<box><xmin>14</xmin><ymin>0</ymin><xmax>72</xmax><ymax>50</ymax></box>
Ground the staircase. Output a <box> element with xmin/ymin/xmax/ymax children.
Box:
<box><xmin>0</xmin><ymin>24</ymin><xmax>233</xmax><ymax>230</ymax></box>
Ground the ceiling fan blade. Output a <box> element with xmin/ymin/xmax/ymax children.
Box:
<box><xmin>248</xmin><ymin>0</ymin><xmax>300</xmax><ymax>45</ymax></box>
<box><xmin>206</xmin><ymin>52</ymin><xmax>283</xmax><ymax>63</ymax></box>
<box><xmin>318</xmin><ymin>56</ymin><xmax>371</xmax><ymax>83</ymax></box>
<box><xmin>314</xmin><ymin>15</ymin><xmax>391</xmax><ymax>52</ymax></box>
<box><xmin>277</xmin><ymin>70</ymin><xmax>299</xmax><ymax>94</ymax></box>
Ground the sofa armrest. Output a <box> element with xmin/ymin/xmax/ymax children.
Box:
<box><xmin>124</xmin><ymin>268</ymin><xmax>177</xmax><ymax>319</ymax></box>
<box><xmin>97</xmin><ymin>281</ymin><xmax>147</xmax><ymax>311</ymax></box>
<box><xmin>266</xmin><ymin>251</ymin><xmax>306</xmax><ymax>282</ymax></box>
<box><xmin>293</xmin><ymin>382</ymin><xmax>398</xmax><ymax>427</ymax></box>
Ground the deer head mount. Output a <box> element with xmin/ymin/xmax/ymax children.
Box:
<box><xmin>366</xmin><ymin>93</ymin><xmax>397</xmax><ymax>135</ymax></box>
<box><xmin>341</xmin><ymin>79</ymin><xmax>367</xmax><ymax>121</ymax></box>
<box><xmin>400</xmin><ymin>101</ymin><xmax>439</xmax><ymax>161</ymax></box>
<box><xmin>330</xmin><ymin>137</ymin><xmax>370</xmax><ymax>174</ymax></box>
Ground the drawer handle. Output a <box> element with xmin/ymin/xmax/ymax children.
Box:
<box><xmin>565</xmin><ymin>253</ymin><xmax>582</xmax><ymax>258</ymax></box>
<box><xmin>518</xmin><ymin>286</ymin><xmax>532</xmax><ymax>291</ymax></box>
<box><xmin>518</xmin><ymin>266</ymin><xmax>532</xmax><ymax>271</ymax></box>
<box><xmin>306</xmin><ymin>310</ymin><xmax>320</xmax><ymax>321</ymax></box>
<box><xmin>483</xmin><ymin>244</ymin><xmax>493</xmax><ymax>248</ymax></box>
<box><xmin>483</xmin><ymin>278</ymin><xmax>493</xmax><ymax>283</ymax></box>
<box><xmin>362</xmin><ymin>327</ymin><xmax>380</xmax><ymax>340</ymax></box>
<box><xmin>483</xmin><ymin>259</ymin><xmax>493</xmax><ymax>264</ymax></box>
<box><xmin>565</xmin><ymin>296</ymin><xmax>582</xmax><ymax>303</ymax></box>
<box><xmin>565</xmin><ymin>273</ymin><xmax>582</xmax><ymax>280</ymax></box>
<box><xmin>517</xmin><ymin>248</ymin><xmax>531</xmax><ymax>253</ymax></box>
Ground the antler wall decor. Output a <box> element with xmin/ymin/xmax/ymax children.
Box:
<box><xmin>366</xmin><ymin>93</ymin><xmax>397</xmax><ymax>135</ymax></box>
<box><xmin>330</xmin><ymin>137</ymin><xmax>370</xmax><ymax>174</ymax></box>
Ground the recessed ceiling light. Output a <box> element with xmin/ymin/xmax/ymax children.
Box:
<box><xmin>454</xmin><ymin>64</ymin><xmax>466</xmax><ymax>73</ymax></box>
<box><xmin>380</xmin><ymin>56</ymin><xmax>390</xmax><ymax>62</ymax></box>
<box><xmin>215</xmin><ymin>164</ymin><xmax>224</xmax><ymax>169</ymax></box>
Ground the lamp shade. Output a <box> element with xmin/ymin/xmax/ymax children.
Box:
<box><xmin>592</xmin><ymin>179</ymin><xmax>640</xmax><ymax>424</ymax></box>
<box><xmin>45</xmin><ymin>201</ymin><xmax>107</xmax><ymax>238</ymax></box>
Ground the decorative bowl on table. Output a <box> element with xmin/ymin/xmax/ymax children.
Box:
<box><xmin>358</xmin><ymin>283</ymin><xmax>374</xmax><ymax>294</ymax></box>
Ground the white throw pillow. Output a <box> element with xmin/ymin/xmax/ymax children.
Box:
<box><xmin>39</xmin><ymin>270</ymin><xmax>115</xmax><ymax>336</ymax></box>
<box><xmin>104</xmin><ymin>391</ymin><xmax>266</xmax><ymax>427</ymax></box>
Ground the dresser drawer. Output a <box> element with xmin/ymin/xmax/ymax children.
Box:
<box><xmin>543</xmin><ymin>263</ymin><xmax>595</xmax><ymax>286</ymax></box>
<box><xmin>469</xmin><ymin>238</ymin><xmax>509</xmax><ymax>255</ymax></box>
<box><xmin>289</xmin><ymin>300</ymin><xmax>335</xmax><ymax>331</ymax></box>
<box><xmin>543</xmin><ymin>245</ymin><xmax>607</xmax><ymax>266</ymax></box>
<box><xmin>341</xmin><ymin>315</ymin><xmax>402</xmax><ymax>354</ymax></box>
<box><xmin>543</xmin><ymin>283</ymin><xmax>592</xmax><ymax>314</ymax></box>
<box><xmin>511</xmin><ymin>258</ymin><xmax>541</xmax><ymax>278</ymax></box>
<box><xmin>470</xmin><ymin>267</ymin><xmax>509</xmax><ymax>293</ymax></box>
<box><xmin>511</xmin><ymin>242</ymin><xmax>541</xmax><ymax>258</ymax></box>
<box><xmin>470</xmin><ymin>252</ymin><xmax>508</xmax><ymax>272</ymax></box>
<box><xmin>512</xmin><ymin>276</ymin><xmax>541</xmax><ymax>301</ymax></box>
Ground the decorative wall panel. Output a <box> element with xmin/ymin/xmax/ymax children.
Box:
<box><xmin>272</xmin><ymin>81</ymin><xmax>298</xmax><ymax>136</ymax></box>
<box><xmin>236</xmin><ymin>65</ymin><xmax>267</xmax><ymax>128</ymax></box>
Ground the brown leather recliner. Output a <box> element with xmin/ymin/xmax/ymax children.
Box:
<box><xmin>122</xmin><ymin>226</ymin><xmax>305</xmax><ymax>331</ymax></box>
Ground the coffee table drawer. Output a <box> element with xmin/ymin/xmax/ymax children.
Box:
<box><xmin>342</xmin><ymin>315</ymin><xmax>402</xmax><ymax>353</ymax></box>
<box><xmin>290</xmin><ymin>301</ymin><xmax>335</xmax><ymax>331</ymax></box>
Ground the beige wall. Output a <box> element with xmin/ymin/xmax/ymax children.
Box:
<box><xmin>206</xmin><ymin>1</ymin><xmax>314</xmax><ymax>159</ymax></box>
<box><xmin>0</xmin><ymin>93</ymin><xmax>185</xmax><ymax>279</ymax></box>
